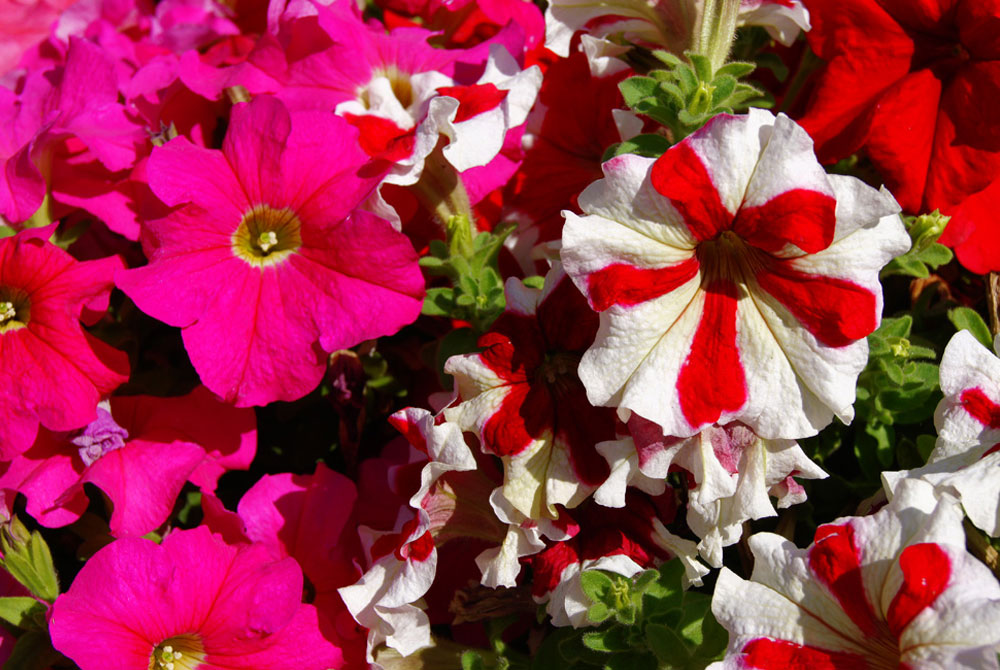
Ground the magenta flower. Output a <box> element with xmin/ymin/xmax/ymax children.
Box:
<box><xmin>116</xmin><ymin>95</ymin><xmax>425</xmax><ymax>406</ymax></box>
<box><xmin>49</xmin><ymin>525</ymin><xmax>344</xmax><ymax>670</ymax></box>
<box><xmin>0</xmin><ymin>228</ymin><xmax>129</xmax><ymax>458</ymax></box>
<box><xmin>0</xmin><ymin>386</ymin><xmax>256</xmax><ymax>536</ymax></box>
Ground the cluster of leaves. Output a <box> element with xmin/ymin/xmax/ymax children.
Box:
<box><xmin>533</xmin><ymin>561</ymin><xmax>726</xmax><ymax>670</ymax></box>
<box><xmin>609</xmin><ymin>51</ymin><xmax>767</xmax><ymax>157</ymax></box>
<box><xmin>0</xmin><ymin>517</ymin><xmax>67</xmax><ymax>670</ymax></box>
<box><xmin>851</xmin><ymin>315</ymin><xmax>941</xmax><ymax>481</ymax></box>
<box><xmin>881</xmin><ymin>211</ymin><xmax>954</xmax><ymax>279</ymax></box>
<box><xmin>419</xmin><ymin>218</ymin><xmax>512</xmax><ymax>332</ymax></box>
<box><xmin>418</xmin><ymin>217</ymin><xmax>515</xmax><ymax>382</ymax></box>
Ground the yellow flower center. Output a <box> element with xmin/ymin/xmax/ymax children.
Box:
<box><xmin>361</xmin><ymin>65</ymin><xmax>414</xmax><ymax>110</ymax></box>
<box><xmin>0</xmin><ymin>288</ymin><xmax>30</xmax><ymax>333</ymax></box>
<box><xmin>148</xmin><ymin>634</ymin><xmax>205</xmax><ymax>670</ymax></box>
<box><xmin>232</xmin><ymin>204</ymin><xmax>302</xmax><ymax>268</ymax></box>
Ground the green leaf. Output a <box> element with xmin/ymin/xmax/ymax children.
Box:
<box><xmin>422</xmin><ymin>287</ymin><xmax>455</xmax><ymax>317</ymax></box>
<box><xmin>522</xmin><ymin>275</ymin><xmax>545</xmax><ymax>289</ymax></box>
<box><xmin>916</xmin><ymin>434</ymin><xmax>937</xmax><ymax>462</ymax></box>
<box><xmin>644</xmin><ymin>622</ymin><xmax>690</xmax><ymax>663</ymax></box>
<box><xmin>877</xmin><ymin>315</ymin><xmax>913</xmax><ymax>339</ymax></box>
<box><xmin>606</xmin><ymin>133</ymin><xmax>672</xmax><ymax>159</ymax></box>
<box><xmin>0</xmin><ymin>597</ymin><xmax>46</xmax><ymax>630</ymax></box>
<box><xmin>580</xmin><ymin>570</ymin><xmax>615</xmax><ymax>605</ymax></box>
<box><xmin>429</xmin><ymin>239</ymin><xmax>449</xmax><ymax>259</ymax></box>
<box><xmin>619</xmin><ymin>77</ymin><xmax>660</xmax><ymax>108</ymax></box>
<box><xmin>652</xmin><ymin>50</ymin><xmax>683</xmax><ymax>68</ymax></box>
<box><xmin>686</xmin><ymin>53</ymin><xmax>713</xmax><ymax>83</ymax></box>
<box><xmin>4</xmin><ymin>631</ymin><xmax>64</xmax><ymax>670</ymax></box>
<box><xmin>710</xmin><ymin>75</ymin><xmax>736</xmax><ymax>106</ymax></box>
<box><xmin>948</xmin><ymin>307</ymin><xmax>994</xmax><ymax>349</ymax></box>
<box><xmin>714</xmin><ymin>61</ymin><xmax>756</xmax><ymax>79</ymax></box>
<box><xmin>674</xmin><ymin>65</ymin><xmax>698</xmax><ymax>95</ymax></box>
<box><xmin>588</xmin><ymin>601</ymin><xmax>612</xmax><ymax>624</ymax></box>
<box><xmin>582</xmin><ymin>627</ymin><xmax>631</xmax><ymax>653</ymax></box>
<box><xmin>0</xmin><ymin>518</ymin><xmax>60</xmax><ymax>603</ymax></box>
<box><xmin>917</xmin><ymin>243</ymin><xmax>953</xmax><ymax>268</ymax></box>
<box><xmin>461</xmin><ymin>650</ymin><xmax>486</xmax><ymax>670</ymax></box>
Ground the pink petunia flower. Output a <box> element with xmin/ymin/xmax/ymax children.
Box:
<box><xmin>237</xmin><ymin>0</ymin><xmax>541</xmax><ymax>212</ymax></box>
<box><xmin>0</xmin><ymin>227</ymin><xmax>129</xmax><ymax>458</ymax></box>
<box><xmin>884</xmin><ymin>329</ymin><xmax>1000</xmax><ymax>537</ymax></box>
<box><xmin>710</xmin><ymin>478</ymin><xmax>1000</xmax><ymax>669</ymax></box>
<box><xmin>0</xmin><ymin>386</ymin><xmax>256</xmax><ymax>536</ymax></box>
<box><xmin>49</xmin><ymin>525</ymin><xmax>344</xmax><ymax>670</ymax></box>
<box><xmin>560</xmin><ymin>109</ymin><xmax>910</xmax><ymax>441</ymax></box>
<box><xmin>202</xmin><ymin>463</ymin><xmax>367</xmax><ymax>667</ymax></box>
<box><xmin>116</xmin><ymin>94</ymin><xmax>425</xmax><ymax>406</ymax></box>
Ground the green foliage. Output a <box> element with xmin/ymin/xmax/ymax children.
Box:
<box><xmin>948</xmin><ymin>307</ymin><xmax>994</xmax><ymax>349</ymax></box>
<box><xmin>3</xmin><ymin>631</ymin><xmax>65</xmax><ymax>670</ymax></box>
<box><xmin>0</xmin><ymin>517</ymin><xmax>60</xmax><ymax>604</ymax></box>
<box><xmin>418</xmin><ymin>220</ymin><xmax>513</xmax><ymax>333</ymax></box>
<box><xmin>881</xmin><ymin>211</ymin><xmax>953</xmax><ymax>279</ymax></box>
<box><xmin>533</xmin><ymin>560</ymin><xmax>726</xmax><ymax>670</ymax></box>
<box><xmin>853</xmin><ymin>316</ymin><xmax>941</xmax><ymax>480</ymax></box>
<box><xmin>612</xmin><ymin>51</ymin><xmax>768</xmax><ymax>151</ymax></box>
<box><xmin>0</xmin><ymin>597</ymin><xmax>47</xmax><ymax>631</ymax></box>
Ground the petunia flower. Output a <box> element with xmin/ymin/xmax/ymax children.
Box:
<box><xmin>444</xmin><ymin>266</ymin><xmax>617</xmax><ymax>521</ymax></box>
<box><xmin>0</xmin><ymin>227</ymin><xmax>129</xmax><ymax>458</ymax></box>
<box><xmin>49</xmin><ymin>525</ymin><xmax>344</xmax><ymax>670</ymax></box>
<box><xmin>544</xmin><ymin>0</ymin><xmax>810</xmax><ymax>62</ymax></box>
<box><xmin>202</xmin><ymin>463</ymin><xmax>367</xmax><ymax>668</ymax></box>
<box><xmin>797</xmin><ymin>0</ymin><xmax>1000</xmax><ymax>273</ymax></box>
<box><xmin>0</xmin><ymin>387</ymin><xmax>256</xmax><ymax>537</ymax></box>
<box><xmin>561</xmin><ymin>109</ymin><xmax>910</xmax><ymax>441</ymax></box>
<box><xmin>504</xmin><ymin>51</ymin><xmax>642</xmax><ymax>251</ymax></box>
<box><xmin>595</xmin><ymin>414</ymin><xmax>827</xmax><ymax>567</ymax></box>
<box><xmin>710</xmin><ymin>478</ymin><xmax>1000</xmax><ymax>669</ymax></box>
<box><xmin>236</xmin><ymin>0</ymin><xmax>541</xmax><ymax>215</ymax></box>
<box><xmin>883</xmin><ymin>329</ymin><xmax>1000</xmax><ymax>537</ymax></box>
<box><xmin>116</xmin><ymin>94</ymin><xmax>424</xmax><ymax>406</ymax></box>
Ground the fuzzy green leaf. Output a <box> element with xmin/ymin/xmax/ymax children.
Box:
<box><xmin>948</xmin><ymin>307</ymin><xmax>994</xmax><ymax>349</ymax></box>
<box><xmin>619</xmin><ymin>77</ymin><xmax>660</xmax><ymax>108</ymax></box>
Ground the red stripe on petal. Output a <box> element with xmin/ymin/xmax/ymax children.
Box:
<box><xmin>397</xmin><ymin>530</ymin><xmax>434</xmax><ymax>563</ymax></box>
<box><xmin>960</xmin><ymin>387</ymin><xmax>1000</xmax><ymax>429</ymax></box>
<box><xmin>388</xmin><ymin>412</ymin><xmax>429</xmax><ymax>455</ymax></box>
<box><xmin>755</xmin><ymin>262</ymin><xmax>877</xmax><ymax>347</ymax></box>
<box><xmin>741</xmin><ymin>638</ymin><xmax>870</xmax><ymax>670</ymax></box>
<box><xmin>342</xmin><ymin>113</ymin><xmax>415</xmax><ymax>161</ymax></box>
<box><xmin>585</xmin><ymin>258</ymin><xmax>699</xmax><ymax>311</ymax></box>
<box><xmin>733</xmin><ymin>189</ymin><xmax>837</xmax><ymax>254</ymax></box>
<box><xmin>808</xmin><ymin>524</ymin><xmax>879</xmax><ymax>636</ymax></box>
<box><xmin>650</xmin><ymin>141</ymin><xmax>733</xmax><ymax>241</ymax></box>
<box><xmin>676</xmin><ymin>280</ymin><xmax>747</xmax><ymax>429</ymax></box>
<box><xmin>481</xmin><ymin>383</ymin><xmax>552</xmax><ymax>457</ymax></box>
<box><xmin>436</xmin><ymin>83</ymin><xmax>509</xmax><ymax>123</ymax></box>
<box><xmin>886</xmin><ymin>543</ymin><xmax>950</xmax><ymax>638</ymax></box>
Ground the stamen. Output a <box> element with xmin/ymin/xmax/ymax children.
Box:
<box><xmin>0</xmin><ymin>302</ymin><xmax>14</xmax><ymax>323</ymax></box>
<box><xmin>257</xmin><ymin>231</ymin><xmax>278</xmax><ymax>253</ymax></box>
<box><xmin>149</xmin><ymin>635</ymin><xmax>204</xmax><ymax>670</ymax></box>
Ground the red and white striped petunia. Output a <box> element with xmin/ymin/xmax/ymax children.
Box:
<box><xmin>709</xmin><ymin>478</ymin><xmax>1000</xmax><ymax>669</ymax></box>
<box><xmin>561</xmin><ymin>109</ymin><xmax>910</xmax><ymax>441</ymax></box>
<box><xmin>885</xmin><ymin>329</ymin><xmax>1000</xmax><ymax>537</ymax></box>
